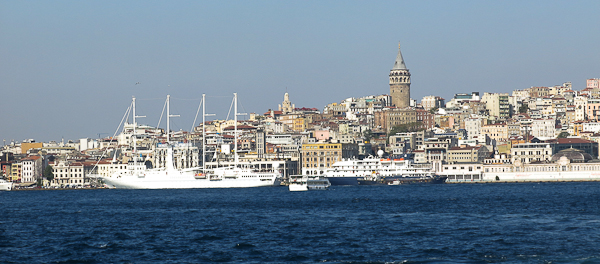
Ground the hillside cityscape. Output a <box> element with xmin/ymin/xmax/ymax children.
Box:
<box><xmin>3</xmin><ymin>43</ymin><xmax>600</xmax><ymax>187</ymax></box>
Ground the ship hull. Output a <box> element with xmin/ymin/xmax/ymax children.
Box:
<box><xmin>328</xmin><ymin>176</ymin><xmax>447</xmax><ymax>186</ymax></box>
<box><xmin>0</xmin><ymin>181</ymin><xmax>12</xmax><ymax>191</ymax></box>
<box><xmin>327</xmin><ymin>177</ymin><xmax>361</xmax><ymax>186</ymax></box>
<box><xmin>101</xmin><ymin>176</ymin><xmax>281</xmax><ymax>189</ymax></box>
<box><xmin>358</xmin><ymin>176</ymin><xmax>447</xmax><ymax>185</ymax></box>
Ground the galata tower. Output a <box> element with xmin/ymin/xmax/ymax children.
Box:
<box><xmin>389</xmin><ymin>43</ymin><xmax>411</xmax><ymax>108</ymax></box>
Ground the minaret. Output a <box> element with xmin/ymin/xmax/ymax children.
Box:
<box><xmin>389</xmin><ymin>43</ymin><xmax>411</xmax><ymax>108</ymax></box>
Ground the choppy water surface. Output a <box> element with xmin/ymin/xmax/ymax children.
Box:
<box><xmin>2</xmin><ymin>182</ymin><xmax>600</xmax><ymax>263</ymax></box>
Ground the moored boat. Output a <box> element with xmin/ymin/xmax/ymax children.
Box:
<box><xmin>97</xmin><ymin>94</ymin><xmax>281</xmax><ymax>189</ymax></box>
<box><xmin>0</xmin><ymin>178</ymin><xmax>13</xmax><ymax>191</ymax></box>
<box><xmin>288</xmin><ymin>175</ymin><xmax>331</xmax><ymax>191</ymax></box>
<box><xmin>324</xmin><ymin>153</ymin><xmax>436</xmax><ymax>186</ymax></box>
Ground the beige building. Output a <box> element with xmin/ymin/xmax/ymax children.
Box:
<box><xmin>301</xmin><ymin>142</ymin><xmax>358</xmax><ymax>175</ymax></box>
<box><xmin>447</xmin><ymin>145</ymin><xmax>490</xmax><ymax>163</ymax></box>
<box><xmin>418</xmin><ymin>137</ymin><xmax>458</xmax><ymax>163</ymax></box>
<box><xmin>374</xmin><ymin>108</ymin><xmax>434</xmax><ymax>133</ymax></box>
<box><xmin>51</xmin><ymin>161</ymin><xmax>92</xmax><ymax>187</ymax></box>
<box><xmin>421</xmin><ymin>95</ymin><xmax>444</xmax><ymax>111</ymax></box>
<box><xmin>482</xmin><ymin>92</ymin><xmax>510</xmax><ymax>119</ymax></box>
<box><xmin>481</xmin><ymin>123</ymin><xmax>509</xmax><ymax>142</ymax></box>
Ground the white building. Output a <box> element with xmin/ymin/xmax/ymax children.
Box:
<box><xmin>511</xmin><ymin>143</ymin><xmax>553</xmax><ymax>164</ymax></box>
<box><xmin>574</xmin><ymin>96</ymin><xmax>588</xmax><ymax>121</ymax></box>
<box><xmin>464</xmin><ymin>117</ymin><xmax>485</xmax><ymax>141</ymax></box>
<box><xmin>582</xmin><ymin>122</ymin><xmax>600</xmax><ymax>133</ymax></box>
<box><xmin>79</xmin><ymin>138</ymin><xmax>98</xmax><ymax>151</ymax></box>
<box><xmin>531</xmin><ymin>118</ymin><xmax>556</xmax><ymax>138</ymax></box>
<box><xmin>21</xmin><ymin>156</ymin><xmax>43</xmax><ymax>183</ymax></box>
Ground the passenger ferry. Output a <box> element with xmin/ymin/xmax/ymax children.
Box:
<box><xmin>323</xmin><ymin>155</ymin><xmax>436</xmax><ymax>185</ymax></box>
<box><xmin>288</xmin><ymin>175</ymin><xmax>331</xmax><ymax>191</ymax></box>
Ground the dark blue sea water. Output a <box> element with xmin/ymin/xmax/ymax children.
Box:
<box><xmin>2</xmin><ymin>182</ymin><xmax>600</xmax><ymax>263</ymax></box>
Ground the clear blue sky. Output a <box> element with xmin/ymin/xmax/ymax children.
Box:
<box><xmin>1</xmin><ymin>0</ymin><xmax>599</xmax><ymax>143</ymax></box>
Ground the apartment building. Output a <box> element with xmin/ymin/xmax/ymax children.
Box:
<box><xmin>482</xmin><ymin>92</ymin><xmax>510</xmax><ymax>119</ymax></box>
<box><xmin>481</xmin><ymin>123</ymin><xmax>508</xmax><ymax>142</ymax></box>
<box><xmin>446</xmin><ymin>145</ymin><xmax>490</xmax><ymax>163</ymax></box>
<box><xmin>301</xmin><ymin>142</ymin><xmax>358</xmax><ymax>175</ymax></box>
<box><xmin>21</xmin><ymin>156</ymin><xmax>42</xmax><ymax>183</ymax></box>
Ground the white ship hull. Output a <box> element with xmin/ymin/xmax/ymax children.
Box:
<box><xmin>101</xmin><ymin>168</ymin><xmax>281</xmax><ymax>189</ymax></box>
<box><xmin>0</xmin><ymin>180</ymin><xmax>12</xmax><ymax>191</ymax></box>
<box><xmin>288</xmin><ymin>175</ymin><xmax>330</xmax><ymax>191</ymax></box>
<box><xmin>102</xmin><ymin>176</ymin><xmax>281</xmax><ymax>189</ymax></box>
<box><xmin>288</xmin><ymin>184</ymin><xmax>308</xmax><ymax>192</ymax></box>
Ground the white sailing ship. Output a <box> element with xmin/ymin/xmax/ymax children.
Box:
<box><xmin>0</xmin><ymin>178</ymin><xmax>13</xmax><ymax>191</ymax></box>
<box><xmin>98</xmin><ymin>94</ymin><xmax>281</xmax><ymax>189</ymax></box>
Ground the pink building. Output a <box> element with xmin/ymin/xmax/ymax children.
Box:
<box><xmin>314</xmin><ymin>130</ymin><xmax>330</xmax><ymax>141</ymax></box>
<box><xmin>586</xmin><ymin>99</ymin><xmax>600</xmax><ymax>121</ymax></box>
<box><xmin>587</xmin><ymin>78</ymin><xmax>599</xmax><ymax>89</ymax></box>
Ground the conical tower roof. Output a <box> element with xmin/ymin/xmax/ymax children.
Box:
<box><xmin>392</xmin><ymin>43</ymin><xmax>407</xmax><ymax>70</ymax></box>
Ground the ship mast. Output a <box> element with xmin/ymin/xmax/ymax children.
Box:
<box><xmin>166</xmin><ymin>95</ymin><xmax>180</xmax><ymax>143</ymax></box>
<box><xmin>166</xmin><ymin>95</ymin><xmax>170</xmax><ymax>143</ymax></box>
<box><xmin>202</xmin><ymin>94</ymin><xmax>215</xmax><ymax>170</ymax></box>
<box><xmin>132</xmin><ymin>96</ymin><xmax>145</xmax><ymax>169</ymax></box>
<box><xmin>234</xmin><ymin>93</ymin><xmax>238</xmax><ymax>164</ymax></box>
<box><xmin>233</xmin><ymin>93</ymin><xmax>247</xmax><ymax>166</ymax></box>
<box><xmin>165</xmin><ymin>95</ymin><xmax>179</xmax><ymax>170</ymax></box>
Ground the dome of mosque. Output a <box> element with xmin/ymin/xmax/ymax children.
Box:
<box><xmin>551</xmin><ymin>148</ymin><xmax>593</xmax><ymax>163</ymax></box>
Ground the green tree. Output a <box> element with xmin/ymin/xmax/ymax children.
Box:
<box><xmin>429</xmin><ymin>107</ymin><xmax>439</xmax><ymax>114</ymax></box>
<box><xmin>43</xmin><ymin>165</ymin><xmax>54</xmax><ymax>182</ymax></box>
<box><xmin>557</xmin><ymin>132</ymin><xmax>570</xmax><ymax>138</ymax></box>
<box><xmin>518</xmin><ymin>104</ymin><xmax>528</xmax><ymax>114</ymax></box>
<box><xmin>387</xmin><ymin>122</ymin><xmax>424</xmax><ymax>143</ymax></box>
<box><xmin>363</xmin><ymin>129</ymin><xmax>373</xmax><ymax>143</ymax></box>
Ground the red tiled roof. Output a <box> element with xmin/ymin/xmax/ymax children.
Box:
<box><xmin>449</xmin><ymin>146</ymin><xmax>481</xmax><ymax>151</ymax></box>
<box><xmin>223</xmin><ymin>125</ymin><xmax>256</xmax><ymax>130</ymax></box>
<box><xmin>263</xmin><ymin>110</ymin><xmax>283</xmax><ymax>115</ymax></box>
<box><xmin>556</xmin><ymin>138</ymin><xmax>593</xmax><ymax>144</ymax></box>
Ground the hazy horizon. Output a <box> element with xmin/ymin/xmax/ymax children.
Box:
<box><xmin>2</xmin><ymin>1</ymin><xmax>599</xmax><ymax>143</ymax></box>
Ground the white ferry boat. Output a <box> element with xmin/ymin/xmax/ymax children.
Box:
<box><xmin>288</xmin><ymin>175</ymin><xmax>331</xmax><ymax>191</ymax></box>
<box><xmin>98</xmin><ymin>94</ymin><xmax>281</xmax><ymax>189</ymax></box>
<box><xmin>323</xmin><ymin>153</ymin><xmax>436</xmax><ymax>185</ymax></box>
<box><xmin>0</xmin><ymin>178</ymin><xmax>13</xmax><ymax>191</ymax></box>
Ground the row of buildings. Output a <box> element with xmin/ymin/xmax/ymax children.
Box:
<box><xmin>3</xmin><ymin>43</ymin><xmax>600</xmax><ymax>186</ymax></box>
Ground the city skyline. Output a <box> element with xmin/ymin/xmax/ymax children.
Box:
<box><xmin>1</xmin><ymin>1</ymin><xmax>599</xmax><ymax>142</ymax></box>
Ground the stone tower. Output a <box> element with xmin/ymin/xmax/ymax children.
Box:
<box><xmin>278</xmin><ymin>92</ymin><xmax>295</xmax><ymax>114</ymax></box>
<box><xmin>389</xmin><ymin>43</ymin><xmax>411</xmax><ymax>108</ymax></box>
